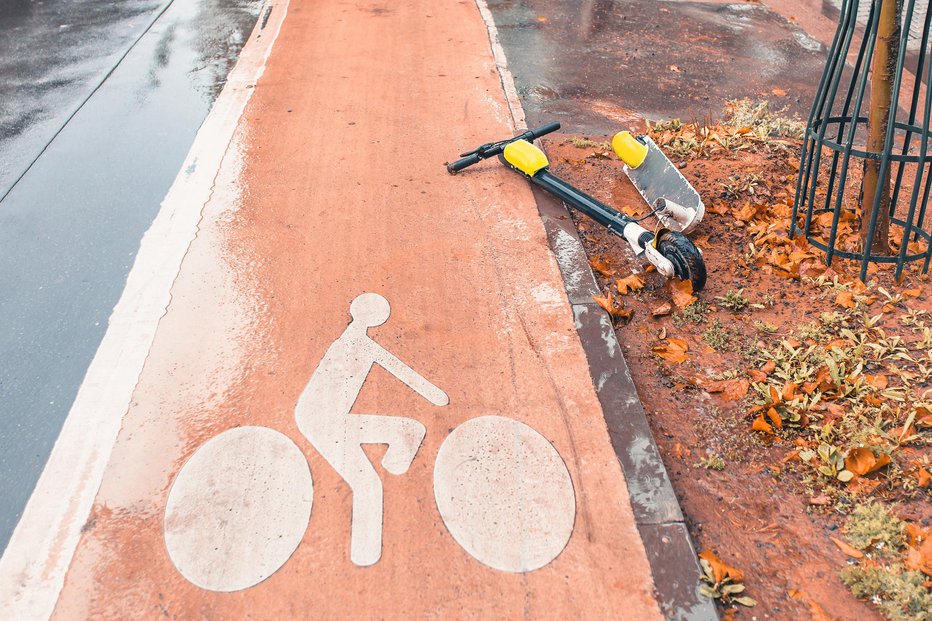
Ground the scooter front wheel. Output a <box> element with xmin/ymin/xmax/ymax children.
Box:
<box><xmin>657</xmin><ymin>230</ymin><xmax>707</xmax><ymax>292</ymax></box>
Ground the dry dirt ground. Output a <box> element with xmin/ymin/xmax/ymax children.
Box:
<box><xmin>540</xmin><ymin>109</ymin><xmax>932</xmax><ymax>620</ymax></box>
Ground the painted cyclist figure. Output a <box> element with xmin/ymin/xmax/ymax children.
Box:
<box><xmin>294</xmin><ymin>292</ymin><xmax>448</xmax><ymax>566</ymax></box>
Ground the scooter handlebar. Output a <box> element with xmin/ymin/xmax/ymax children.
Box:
<box><xmin>446</xmin><ymin>153</ymin><xmax>482</xmax><ymax>174</ymax></box>
<box><xmin>446</xmin><ymin>122</ymin><xmax>561</xmax><ymax>174</ymax></box>
<box><xmin>528</xmin><ymin>122</ymin><xmax>561</xmax><ymax>140</ymax></box>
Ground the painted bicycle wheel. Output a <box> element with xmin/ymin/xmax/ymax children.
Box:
<box><xmin>164</xmin><ymin>426</ymin><xmax>313</xmax><ymax>591</ymax></box>
<box><xmin>433</xmin><ymin>415</ymin><xmax>576</xmax><ymax>573</ymax></box>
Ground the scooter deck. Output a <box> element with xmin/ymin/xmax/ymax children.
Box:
<box><xmin>616</xmin><ymin>135</ymin><xmax>705</xmax><ymax>234</ymax></box>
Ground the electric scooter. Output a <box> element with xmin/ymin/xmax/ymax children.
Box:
<box><xmin>446</xmin><ymin>122</ymin><xmax>707</xmax><ymax>291</ymax></box>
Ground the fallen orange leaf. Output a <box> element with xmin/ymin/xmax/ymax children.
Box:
<box><xmin>672</xmin><ymin>442</ymin><xmax>691</xmax><ymax>459</ymax></box>
<box><xmin>698</xmin><ymin>550</ymin><xmax>744</xmax><ymax>583</ymax></box>
<box><xmin>705</xmin><ymin>378</ymin><xmax>750</xmax><ymax>401</ymax></box>
<box><xmin>847</xmin><ymin>476</ymin><xmax>881</xmax><ymax>496</ymax></box>
<box><xmin>653</xmin><ymin>338</ymin><xmax>689</xmax><ymax>364</ymax></box>
<box><xmin>815</xmin><ymin>212</ymin><xmax>837</xmax><ymax>228</ymax></box>
<box><xmin>752</xmin><ymin>414</ymin><xmax>773</xmax><ymax>434</ymax></box>
<box><xmin>905</xmin><ymin>536</ymin><xmax>932</xmax><ymax>576</ymax></box>
<box><xmin>835</xmin><ymin>291</ymin><xmax>856</xmax><ymax>309</ymax></box>
<box><xmin>864</xmin><ymin>374</ymin><xmax>888</xmax><ymax>390</ymax></box>
<box><xmin>589</xmin><ymin>256</ymin><xmax>616</xmax><ymax>276</ymax></box>
<box><xmin>670</xmin><ymin>278</ymin><xmax>697</xmax><ymax>308</ymax></box>
<box><xmin>772</xmin><ymin>87</ymin><xmax>787</xmax><ymax>97</ymax></box>
<box><xmin>895</xmin><ymin>423</ymin><xmax>917</xmax><ymax>444</ymax></box>
<box><xmin>766</xmin><ymin>407</ymin><xmax>783</xmax><ymax>428</ymax></box>
<box><xmin>708</xmin><ymin>202</ymin><xmax>729</xmax><ymax>215</ymax></box>
<box><xmin>781</xmin><ymin>381</ymin><xmax>798</xmax><ymax>402</ymax></box>
<box><xmin>768</xmin><ymin>385</ymin><xmax>782</xmax><ymax>406</ymax></box>
<box><xmin>906</xmin><ymin>523</ymin><xmax>929</xmax><ymax>546</ymax></box>
<box><xmin>918</xmin><ymin>466</ymin><xmax>931</xmax><ymax>488</ymax></box>
<box><xmin>616</xmin><ymin>273</ymin><xmax>645</xmax><ymax>294</ymax></box>
<box><xmin>825</xmin><ymin>338</ymin><xmax>851</xmax><ymax>350</ymax></box>
<box><xmin>736</xmin><ymin>201</ymin><xmax>763</xmax><ymax>221</ymax></box>
<box><xmin>845</xmin><ymin>448</ymin><xmax>891</xmax><ymax>476</ymax></box>
<box><xmin>915</xmin><ymin>406</ymin><xmax>932</xmax><ymax>428</ymax></box>
<box><xmin>593</xmin><ymin>291</ymin><xmax>632</xmax><ymax>321</ymax></box>
<box><xmin>830</xmin><ymin>536</ymin><xmax>864</xmax><ymax>559</ymax></box>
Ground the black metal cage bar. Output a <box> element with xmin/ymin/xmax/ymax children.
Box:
<box><xmin>792</xmin><ymin>0</ymin><xmax>932</xmax><ymax>280</ymax></box>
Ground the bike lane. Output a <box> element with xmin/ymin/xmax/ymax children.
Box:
<box><xmin>11</xmin><ymin>0</ymin><xmax>664</xmax><ymax>617</ymax></box>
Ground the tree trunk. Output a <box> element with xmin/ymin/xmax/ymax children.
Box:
<box><xmin>861</xmin><ymin>0</ymin><xmax>903</xmax><ymax>255</ymax></box>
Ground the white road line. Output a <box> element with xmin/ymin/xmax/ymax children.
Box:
<box><xmin>474</xmin><ymin>0</ymin><xmax>527</xmax><ymax>132</ymax></box>
<box><xmin>0</xmin><ymin>2</ymin><xmax>289</xmax><ymax>617</ymax></box>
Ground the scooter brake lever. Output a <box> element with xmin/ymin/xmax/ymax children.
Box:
<box><xmin>461</xmin><ymin>136</ymin><xmax>516</xmax><ymax>158</ymax></box>
<box><xmin>460</xmin><ymin>140</ymin><xmax>498</xmax><ymax>157</ymax></box>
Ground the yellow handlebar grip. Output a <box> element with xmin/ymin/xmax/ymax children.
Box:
<box><xmin>612</xmin><ymin>131</ymin><xmax>648</xmax><ymax>168</ymax></box>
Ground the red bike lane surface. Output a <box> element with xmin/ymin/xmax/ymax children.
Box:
<box><xmin>49</xmin><ymin>1</ymin><xmax>662</xmax><ymax>617</ymax></box>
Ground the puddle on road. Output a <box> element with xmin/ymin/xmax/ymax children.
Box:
<box><xmin>487</xmin><ymin>0</ymin><xmax>827</xmax><ymax>132</ymax></box>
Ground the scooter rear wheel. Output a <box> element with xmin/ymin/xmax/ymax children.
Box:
<box><xmin>657</xmin><ymin>230</ymin><xmax>707</xmax><ymax>292</ymax></box>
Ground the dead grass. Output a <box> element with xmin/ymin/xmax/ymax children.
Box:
<box><xmin>723</xmin><ymin>98</ymin><xmax>806</xmax><ymax>140</ymax></box>
<box><xmin>649</xmin><ymin>99</ymin><xmax>804</xmax><ymax>161</ymax></box>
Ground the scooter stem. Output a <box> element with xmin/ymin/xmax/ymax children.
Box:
<box><xmin>530</xmin><ymin>170</ymin><xmax>675</xmax><ymax>276</ymax></box>
<box><xmin>533</xmin><ymin>170</ymin><xmax>635</xmax><ymax>237</ymax></box>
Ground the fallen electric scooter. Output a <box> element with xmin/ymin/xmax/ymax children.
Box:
<box><xmin>446</xmin><ymin>122</ymin><xmax>707</xmax><ymax>291</ymax></box>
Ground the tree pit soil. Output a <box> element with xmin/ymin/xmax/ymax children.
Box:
<box><xmin>540</xmin><ymin>134</ymin><xmax>932</xmax><ymax>620</ymax></box>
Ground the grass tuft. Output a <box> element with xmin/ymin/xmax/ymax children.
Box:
<box><xmin>842</xmin><ymin>502</ymin><xmax>906</xmax><ymax>554</ymax></box>
<box><xmin>840</xmin><ymin>564</ymin><xmax>932</xmax><ymax>621</ymax></box>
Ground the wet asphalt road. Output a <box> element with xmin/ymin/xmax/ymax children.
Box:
<box><xmin>0</xmin><ymin>0</ymin><xmax>261</xmax><ymax>550</ymax></box>
<box><xmin>1</xmin><ymin>0</ymin><xmax>163</xmax><ymax>197</ymax></box>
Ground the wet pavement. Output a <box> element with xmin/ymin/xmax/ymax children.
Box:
<box><xmin>0</xmin><ymin>0</ymin><xmax>163</xmax><ymax>197</ymax></box>
<box><xmin>2</xmin><ymin>2</ymin><xmax>668</xmax><ymax>617</ymax></box>
<box><xmin>486</xmin><ymin>0</ymin><xmax>828</xmax><ymax>133</ymax></box>
<box><xmin>0</xmin><ymin>0</ymin><xmax>261</xmax><ymax>550</ymax></box>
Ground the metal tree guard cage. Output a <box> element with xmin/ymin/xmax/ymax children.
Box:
<box><xmin>792</xmin><ymin>0</ymin><xmax>932</xmax><ymax>280</ymax></box>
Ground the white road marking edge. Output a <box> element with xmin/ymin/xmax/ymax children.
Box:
<box><xmin>0</xmin><ymin>2</ymin><xmax>290</xmax><ymax>617</ymax></box>
<box><xmin>474</xmin><ymin>0</ymin><xmax>527</xmax><ymax>133</ymax></box>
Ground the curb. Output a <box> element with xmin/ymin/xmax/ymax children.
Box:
<box><xmin>534</xmin><ymin>186</ymin><xmax>719</xmax><ymax>621</ymax></box>
<box><xmin>471</xmin><ymin>2</ymin><xmax>720</xmax><ymax>618</ymax></box>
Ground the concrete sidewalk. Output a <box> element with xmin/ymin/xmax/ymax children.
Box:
<box><xmin>1</xmin><ymin>0</ymin><xmax>690</xmax><ymax>618</ymax></box>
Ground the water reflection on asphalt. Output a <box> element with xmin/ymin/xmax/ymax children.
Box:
<box><xmin>0</xmin><ymin>0</ymin><xmax>260</xmax><ymax>196</ymax></box>
<box><xmin>487</xmin><ymin>0</ymin><xmax>826</xmax><ymax>133</ymax></box>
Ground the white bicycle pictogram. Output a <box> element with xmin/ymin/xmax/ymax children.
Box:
<box><xmin>164</xmin><ymin>293</ymin><xmax>576</xmax><ymax>592</ymax></box>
